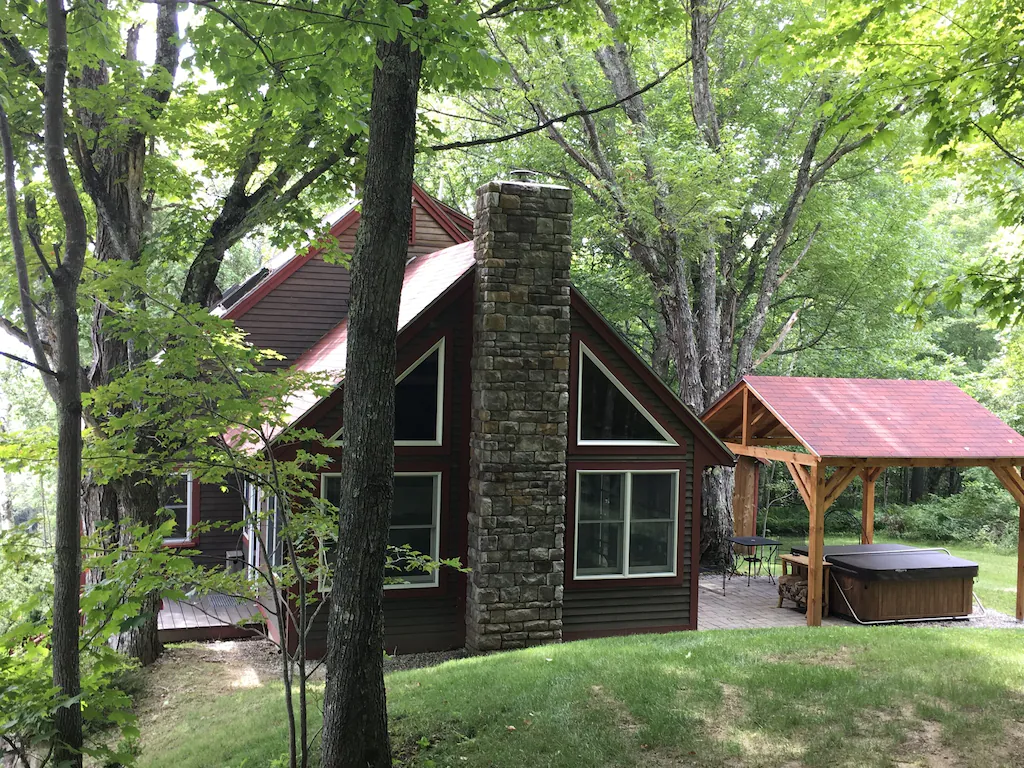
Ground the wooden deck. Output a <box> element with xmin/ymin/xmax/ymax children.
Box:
<box><xmin>158</xmin><ymin>594</ymin><xmax>262</xmax><ymax>643</ymax></box>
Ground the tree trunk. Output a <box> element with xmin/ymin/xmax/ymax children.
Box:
<box><xmin>40</xmin><ymin>0</ymin><xmax>89</xmax><ymax>759</ymax></box>
<box><xmin>910</xmin><ymin>466</ymin><xmax>927</xmax><ymax>503</ymax></box>
<box><xmin>113</xmin><ymin>476</ymin><xmax>162</xmax><ymax>665</ymax></box>
<box><xmin>320</xmin><ymin>22</ymin><xmax>423</xmax><ymax>768</ymax></box>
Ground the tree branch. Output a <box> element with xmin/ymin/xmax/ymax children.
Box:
<box><xmin>971</xmin><ymin>120</ymin><xmax>1024</xmax><ymax>170</ymax></box>
<box><xmin>0</xmin><ymin>23</ymin><xmax>46</xmax><ymax>93</ymax></box>
<box><xmin>0</xmin><ymin>103</ymin><xmax>60</xmax><ymax>391</ymax></box>
<box><xmin>428</xmin><ymin>58</ymin><xmax>691</xmax><ymax>151</ymax></box>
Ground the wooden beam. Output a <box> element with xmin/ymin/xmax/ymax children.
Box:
<box><xmin>807</xmin><ymin>462</ymin><xmax>826</xmax><ymax>627</ymax></box>
<box><xmin>785</xmin><ymin>462</ymin><xmax>812</xmax><ymax>511</ymax></box>
<box><xmin>860</xmin><ymin>468</ymin><xmax>877</xmax><ymax>545</ymax></box>
<box><xmin>725</xmin><ymin>442</ymin><xmax>818</xmax><ymax>466</ymax></box>
<box><xmin>741</xmin><ymin>387</ymin><xmax>750</xmax><ymax>446</ymax></box>
<box><xmin>824</xmin><ymin>466</ymin><xmax>860</xmax><ymax>510</ymax></box>
<box><xmin>990</xmin><ymin>466</ymin><xmax>1024</xmax><ymax>622</ymax></box>
<box><xmin>1018</xmin><ymin>501</ymin><xmax>1023</xmax><ymax>622</ymax></box>
<box><xmin>827</xmin><ymin>457</ymin><xmax>1024</xmax><ymax>469</ymax></box>
<box><xmin>992</xmin><ymin>465</ymin><xmax>1024</xmax><ymax>507</ymax></box>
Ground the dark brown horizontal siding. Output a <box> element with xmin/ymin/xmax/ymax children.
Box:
<box><xmin>297</xmin><ymin>290</ymin><xmax>473</xmax><ymax>658</ymax></box>
<box><xmin>564</xmin><ymin>309</ymin><xmax>697</xmax><ymax>636</ymax></box>
<box><xmin>236</xmin><ymin>201</ymin><xmax>462</xmax><ymax>370</ymax></box>
<box><xmin>235</xmin><ymin>255</ymin><xmax>352</xmax><ymax>369</ymax></box>
<box><xmin>563</xmin><ymin>585</ymin><xmax>691</xmax><ymax>635</ymax></box>
<box><xmin>191</xmin><ymin>482</ymin><xmax>246</xmax><ymax>570</ymax></box>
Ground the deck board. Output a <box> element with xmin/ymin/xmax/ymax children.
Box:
<box><xmin>158</xmin><ymin>594</ymin><xmax>260</xmax><ymax>643</ymax></box>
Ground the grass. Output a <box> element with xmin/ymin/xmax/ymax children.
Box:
<box><xmin>136</xmin><ymin>627</ymin><xmax>1024</xmax><ymax>768</ymax></box>
<box><xmin>757</xmin><ymin>535</ymin><xmax>1019</xmax><ymax>616</ymax></box>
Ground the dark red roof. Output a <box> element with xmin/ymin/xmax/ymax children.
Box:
<box><xmin>740</xmin><ymin>376</ymin><xmax>1024</xmax><ymax>460</ymax></box>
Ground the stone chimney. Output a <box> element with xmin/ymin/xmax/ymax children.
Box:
<box><xmin>465</xmin><ymin>181</ymin><xmax>572</xmax><ymax>652</ymax></box>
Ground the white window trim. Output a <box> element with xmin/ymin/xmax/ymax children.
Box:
<box><xmin>328</xmin><ymin>337</ymin><xmax>446</xmax><ymax>447</ymax></box>
<box><xmin>572</xmin><ymin>468</ymin><xmax>680</xmax><ymax>581</ymax></box>
<box><xmin>576</xmin><ymin>342</ymin><xmax>677</xmax><ymax>447</ymax></box>
<box><xmin>320</xmin><ymin>471</ymin><xmax>442</xmax><ymax>590</ymax></box>
<box><xmin>162</xmin><ymin>473</ymin><xmax>195</xmax><ymax>544</ymax></box>
<box><xmin>243</xmin><ymin>481</ymin><xmax>260</xmax><ymax>579</ymax></box>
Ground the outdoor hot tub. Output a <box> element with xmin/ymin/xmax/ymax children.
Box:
<box><xmin>790</xmin><ymin>544</ymin><xmax>978</xmax><ymax>623</ymax></box>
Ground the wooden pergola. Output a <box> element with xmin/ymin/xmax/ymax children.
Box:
<box><xmin>703</xmin><ymin>376</ymin><xmax>1024</xmax><ymax>627</ymax></box>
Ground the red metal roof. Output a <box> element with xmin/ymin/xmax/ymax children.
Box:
<box><xmin>740</xmin><ymin>376</ymin><xmax>1024</xmax><ymax>460</ymax></box>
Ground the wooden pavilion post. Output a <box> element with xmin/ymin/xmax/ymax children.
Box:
<box><xmin>806</xmin><ymin>461</ymin><xmax>826</xmax><ymax>627</ymax></box>
<box><xmin>988</xmin><ymin>464</ymin><xmax>1024</xmax><ymax>621</ymax></box>
<box><xmin>1018</xmin><ymin>502</ymin><xmax>1024</xmax><ymax>622</ymax></box>
<box><xmin>859</xmin><ymin>468</ymin><xmax>882</xmax><ymax>545</ymax></box>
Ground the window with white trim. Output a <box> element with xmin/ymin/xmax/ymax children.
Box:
<box><xmin>577</xmin><ymin>342</ymin><xmax>676</xmax><ymax>446</ymax></box>
<box><xmin>243</xmin><ymin>481</ymin><xmax>282</xmax><ymax>572</ymax></box>
<box><xmin>574</xmin><ymin>470</ymin><xmax>679</xmax><ymax>579</ymax></box>
<box><xmin>263</xmin><ymin>492</ymin><xmax>283</xmax><ymax>568</ymax></box>
<box><xmin>160</xmin><ymin>474</ymin><xmax>194</xmax><ymax>543</ymax></box>
<box><xmin>321</xmin><ymin>472</ymin><xmax>441</xmax><ymax>588</ymax></box>
<box><xmin>329</xmin><ymin>338</ymin><xmax>445</xmax><ymax>446</ymax></box>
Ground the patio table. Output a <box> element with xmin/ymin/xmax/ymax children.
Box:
<box><xmin>725</xmin><ymin>535</ymin><xmax>780</xmax><ymax>588</ymax></box>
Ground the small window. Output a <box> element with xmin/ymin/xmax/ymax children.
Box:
<box><xmin>243</xmin><ymin>482</ymin><xmax>282</xmax><ymax>570</ymax></box>
<box><xmin>394</xmin><ymin>338</ymin><xmax>444</xmax><ymax>445</ymax></box>
<box><xmin>574</xmin><ymin>470</ymin><xmax>678</xmax><ymax>579</ymax></box>
<box><xmin>577</xmin><ymin>343</ymin><xmax>675</xmax><ymax>445</ymax></box>
<box><xmin>321</xmin><ymin>471</ymin><xmax>441</xmax><ymax>588</ymax></box>
<box><xmin>160</xmin><ymin>474</ymin><xmax>194</xmax><ymax>543</ymax></box>
<box><xmin>263</xmin><ymin>492</ymin><xmax>283</xmax><ymax>568</ymax></box>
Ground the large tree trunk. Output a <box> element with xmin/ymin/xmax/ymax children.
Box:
<box><xmin>112</xmin><ymin>476</ymin><xmax>162</xmax><ymax>665</ymax></box>
<box><xmin>39</xmin><ymin>0</ymin><xmax>89</xmax><ymax>759</ymax></box>
<box><xmin>50</xmin><ymin>278</ymin><xmax>85</xmax><ymax>768</ymax></box>
<box><xmin>320</xmin><ymin>21</ymin><xmax>423</xmax><ymax>768</ymax></box>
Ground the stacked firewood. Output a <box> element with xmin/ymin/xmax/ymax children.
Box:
<box><xmin>778</xmin><ymin>575</ymin><xmax>809</xmax><ymax>611</ymax></box>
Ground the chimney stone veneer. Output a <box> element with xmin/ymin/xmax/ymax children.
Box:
<box><xmin>465</xmin><ymin>180</ymin><xmax>572</xmax><ymax>651</ymax></box>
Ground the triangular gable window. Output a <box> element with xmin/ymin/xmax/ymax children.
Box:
<box><xmin>395</xmin><ymin>338</ymin><xmax>444</xmax><ymax>445</ymax></box>
<box><xmin>577</xmin><ymin>342</ymin><xmax>676</xmax><ymax>446</ymax></box>
<box><xmin>327</xmin><ymin>337</ymin><xmax>445</xmax><ymax>446</ymax></box>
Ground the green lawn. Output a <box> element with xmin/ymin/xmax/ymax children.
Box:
<box><xmin>138</xmin><ymin>628</ymin><xmax>1024</xmax><ymax>768</ymax></box>
<box><xmin>763</xmin><ymin>536</ymin><xmax>1019</xmax><ymax>616</ymax></box>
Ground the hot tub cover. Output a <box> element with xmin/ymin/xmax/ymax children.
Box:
<box><xmin>791</xmin><ymin>544</ymin><xmax>978</xmax><ymax>582</ymax></box>
<box><xmin>790</xmin><ymin>543</ymin><xmax>907</xmax><ymax>557</ymax></box>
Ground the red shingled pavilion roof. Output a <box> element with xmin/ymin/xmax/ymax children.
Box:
<box><xmin>704</xmin><ymin>375</ymin><xmax>1024</xmax><ymax>461</ymax></box>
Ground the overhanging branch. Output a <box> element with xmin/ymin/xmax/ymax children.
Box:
<box><xmin>428</xmin><ymin>58</ymin><xmax>692</xmax><ymax>151</ymax></box>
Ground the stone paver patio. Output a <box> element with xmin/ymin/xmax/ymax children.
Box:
<box><xmin>695</xmin><ymin>573</ymin><xmax>1011</xmax><ymax>630</ymax></box>
<box><xmin>697</xmin><ymin>573</ymin><xmax>845</xmax><ymax>630</ymax></box>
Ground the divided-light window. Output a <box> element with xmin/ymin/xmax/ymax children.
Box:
<box><xmin>160</xmin><ymin>474</ymin><xmax>194</xmax><ymax>543</ymax></box>
<box><xmin>574</xmin><ymin>470</ymin><xmax>679</xmax><ymax>579</ymax></box>
<box><xmin>577</xmin><ymin>343</ymin><xmax>675</xmax><ymax>446</ymax></box>
<box><xmin>322</xmin><ymin>472</ymin><xmax>441</xmax><ymax>588</ymax></box>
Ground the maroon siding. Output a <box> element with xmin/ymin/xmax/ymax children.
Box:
<box><xmin>235</xmin><ymin>200</ymin><xmax>464</xmax><ymax>369</ymax></box>
<box><xmin>294</xmin><ymin>289</ymin><xmax>473</xmax><ymax>657</ymax></box>
<box><xmin>188</xmin><ymin>482</ymin><xmax>246</xmax><ymax>570</ymax></box>
<box><xmin>562</xmin><ymin>307</ymin><xmax>697</xmax><ymax>639</ymax></box>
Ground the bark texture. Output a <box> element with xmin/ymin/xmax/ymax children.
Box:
<box><xmin>319</xmin><ymin>26</ymin><xmax>423</xmax><ymax>768</ymax></box>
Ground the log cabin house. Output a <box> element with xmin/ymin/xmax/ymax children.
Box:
<box><xmin>166</xmin><ymin>179</ymin><xmax>733</xmax><ymax>656</ymax></box>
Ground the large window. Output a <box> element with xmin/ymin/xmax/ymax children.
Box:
<box><xmin>574</xmin><ymin>470</ymin><xmax>679</xmax><ymax>579</ymax></box>
<box><xmin>328</xmin><ymin>338</ymin><xmax>445</xmax><ymax>446</ymax></box>
<box><xmin>160</xmin><ymin>474</ymin><xmax>194</xmax><ymax>544</ymax></box>
<box><xmin>243</xmin><ymin>482</ymin><xmax>282</xmax><ymax>571</ymax></box>
<box><xmin>322</xmin><ymin>472</ymin><xmax>441</xmax><ymax>588</ymax></box>
<box><xmin>577</xmin><ymin>343</ymin><xmax>675</xmax><ymax>446</ymax></box>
